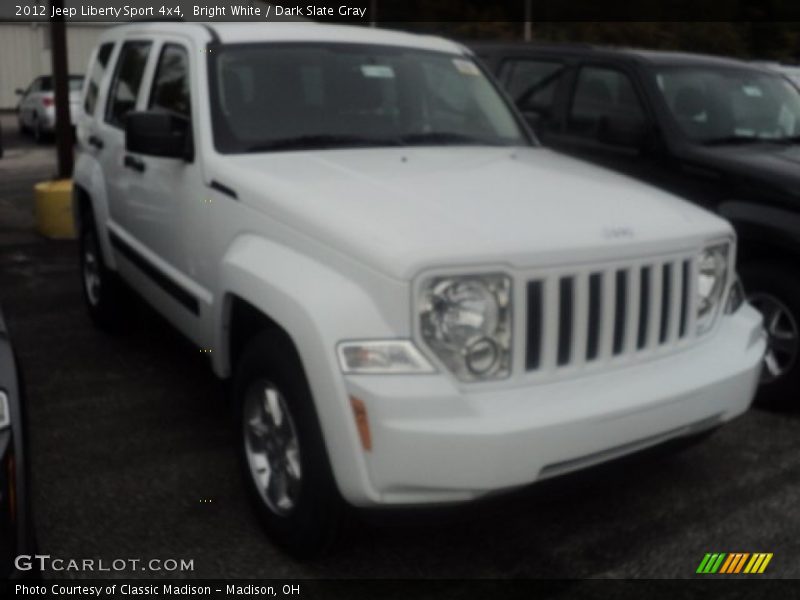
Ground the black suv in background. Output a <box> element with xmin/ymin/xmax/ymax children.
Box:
<box><xmin>474</xmin><ymin>43</ymin><xmax>800</xmax><ymax>407</ymax></box>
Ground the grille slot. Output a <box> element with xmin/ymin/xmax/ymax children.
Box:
<box><xmin>526</xmin><ymin>254</ymin><xmax>695</xmax><ymax>374</ymax></box>
<box><xmin>525</xmin><ymin>280</ymin><xmax>544</xmax><ymax>370</ymax></box>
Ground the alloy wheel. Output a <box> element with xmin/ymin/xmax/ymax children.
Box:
<box><xmin>748</xmin><ymin>293</ymin><xmax>799</xmax><ymax>383</ymax></box>
<box><xmin>243</xmin><ymin>380</ymin><xmax>303</xmax><ymax>516</ymax></box>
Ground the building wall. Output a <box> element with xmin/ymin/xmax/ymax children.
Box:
<box><xmin>0</xmin><ymin>23</ymin><xmax>109</xmax><ymax>109</ymax></box>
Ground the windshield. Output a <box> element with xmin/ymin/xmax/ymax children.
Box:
<box><xmin>654</xmin><ymin>66</ymin><xmax>800</xmax><ymax>144</ymax></box>
<box><xmin>209</xmin><ymin>43</ymin><xmax>528</xmax><ymax>153</ymax></box>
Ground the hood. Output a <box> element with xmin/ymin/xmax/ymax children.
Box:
<box><xmin>219</xmin><ymin>146</ymin><xmax>729</xmax><ymax>280</ymax></box>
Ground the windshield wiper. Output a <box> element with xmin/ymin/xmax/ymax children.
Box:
<box><xmin>399</xmin><ymin>132</ymin><xmax>501</xmax><ymax>146</ymax></box>
<box><xmin>245</xmin><ymin>134</ymin><xmax>402</xmax><ymax>152</ymax></box>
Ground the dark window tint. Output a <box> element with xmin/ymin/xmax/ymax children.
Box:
<box><xmin>500</xmin><ymin>59</ymin><xmax>564</xmax><ymax>115</ymax></box>
<box><xmin>210</xmin><ymin>44</ymin><xmax>525</xmax><ymax>153</ymax></box>
<box><xmin>149</xmin><ymin>44</ymin><xmax>190</xmax><ymax>117</ymax></box>
<box><xmin>568</xmin><ymin>67</ymin><xmax>645</xmax><ymax>139</ymax></box>
<box><xmin>31</xmin><ymin>75</ymin><xmax>82</xmax><ymax>94</ymax></box>
<box><xmin>84</xmin><ymin>43</ymin><xmax>115</xmax><ymax>115</ymax></box>
<box><xmin>106</xmin><ymin>41</ymin><xmax>152</xmax><ymax>128</ymax></box>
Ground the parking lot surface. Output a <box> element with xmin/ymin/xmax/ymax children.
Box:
<box><xmin>1</xmin><ymin>113</ymin><xmax>799</xmax><ymax>585</ymax></box>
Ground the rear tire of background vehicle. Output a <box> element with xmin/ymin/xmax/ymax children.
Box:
<box><xmin>740</xmin><ymin>262</ymin><xmax>800</xmax><ymax>410</ymax></box>
<box><xmin>78</xmin><ymin>208</ymin><xmax>128</xmax><ymax>331</ymax></box>
<box><xmin>233</xmin><ymin>330</ymin><xmax>344</xmax><ymax>558</ymax></box>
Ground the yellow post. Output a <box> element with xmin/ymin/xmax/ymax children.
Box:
<box><xmin>34</xmin><ymin>179</ymin><xmax>75</xmax><ymax>239</ymax></box>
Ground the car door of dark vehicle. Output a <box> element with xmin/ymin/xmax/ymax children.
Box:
<box><xmin>540</xmin><ymin>62</ymin><xmax>730</xmax><ymax>213</ymax></box>
<box><xmin>544</xmin><ymin>63</ymin><xmax>667</xmax><ymax>178</ymax></box>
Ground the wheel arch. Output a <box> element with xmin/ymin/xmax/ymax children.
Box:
<box><xmin>72</xmin><ymin>155</ymin><xmax>117</xmax><ymax>270</ymax></box>
<box><xmin>719</xmin><ymin>200</ymin><xmax>800</xmax><ymax>268</ymax></box>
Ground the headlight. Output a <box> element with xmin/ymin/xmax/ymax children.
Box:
<box><xmin>419</xmin><ymin>273</ymin><xmax>512</xmax><ymax>381</ymax></box>
<box><xmin>337</xmin><ymin>340</ymin><xmax>435</xmax><ymax>374</ymax></box>
<box><xmin>0</xmin><ymin>391</ymin><xmax>9</xmax><ymax>430</ymax></box>
<box><xmin>696</xmin><ymin>243</ymin><xmax>730</xmax><ymax>334</ymax></box>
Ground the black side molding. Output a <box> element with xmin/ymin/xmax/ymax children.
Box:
<box><xmin>209</xmin><ymin>180</ymin><xmax>238</xmax><ymax>200</ymax></box>
<box><xmin>108</xmin><ymin>230</ymin><xmax>200</xmax><ymax>316</ymax></box>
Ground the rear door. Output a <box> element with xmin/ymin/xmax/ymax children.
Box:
<box><xmin>97</xmin><ymin>39</ymin><xmax>154</xmax><ymax>236</ymax></box>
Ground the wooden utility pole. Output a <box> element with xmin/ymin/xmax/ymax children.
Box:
<box><xmin>524</xmin><ymin>0</ymin><xmax>533</xmax><ymax>42</ymax></box>
<box><xmin>49</xmin><ymin>0</ymin><xmax>73</xmax><ymax>178</ymax></box>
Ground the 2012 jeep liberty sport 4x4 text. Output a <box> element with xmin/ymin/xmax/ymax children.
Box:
<box><xmin>73</xmin><ymin>22</ymin><xmax>765</xmax><ymax>556</ymax></box>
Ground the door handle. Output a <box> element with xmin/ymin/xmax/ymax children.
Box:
<box><xmin>88</xmin><ymin>134</ymin><xmax>104</xmax><ymax>150</ymax></box>
<box><xmin>123</xmin><ymin>155</ymin><xmax>145</xmax><ymax>173</ymax></box>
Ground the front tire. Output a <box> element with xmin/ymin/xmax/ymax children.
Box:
<box><xmin>233</xmin><ymin>331</ymin><xmax>344</xmax><ymax>557</ymax></box>
<box><xmin>78</xmin><ymin>208</ymin><xmax>127</xmax><ymax>331</ymax></box>
<box><xmin>741</xmin><ymin>262</ymin><xmax>800</xmax><ymax>409</ymax></box>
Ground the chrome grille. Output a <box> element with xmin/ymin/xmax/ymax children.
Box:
<box><xmin>526</xmin><ymin>255</ymin><xmax>696</xmax><ymax>372</ymax></box>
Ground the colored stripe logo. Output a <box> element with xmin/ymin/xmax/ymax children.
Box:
<box><xmin>697</xmin><ymin>553</ymin><xmax>773</xmax><ymax>574</ymax></box>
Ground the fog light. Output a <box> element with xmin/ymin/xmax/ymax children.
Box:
<box><xmin>465</xmin><ymin>337</ymin><xmax>499</xmax><ymax>375</ymax></box>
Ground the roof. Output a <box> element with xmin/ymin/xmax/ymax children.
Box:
<box><xmin>101</xmin><ymin>21</ymin><xmax>463</xmax><ymax>55</ymax></box>
<box><xmin>470</xmin><ymin>41</ymin><xmax>763</xmax><ymax>70</ymax></box>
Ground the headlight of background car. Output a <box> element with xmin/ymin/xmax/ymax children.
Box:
<box><xmin>0</xmin><ymin>391</ymin><xmax>9</xmax><ymax>430</ymax></box>
<box><xmin>696</xmin><ymin>243</ymin><xmax>730</xmax><ymax>334</ymax></box>
<box><xmin>419</xmin><ymin>273</ymin><xmax>512</xmax><ymax>381</ymax></box>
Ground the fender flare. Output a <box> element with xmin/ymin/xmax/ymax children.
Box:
<box><xmin>214</xmin><ymin>234</ymin><xmax>402</xmax><ymax>504</ymax></box>
<box><xmin>72</xmin><ymin>153</ymin><xmax>117</xmax><ymax>270</ymax></box>
<box><xmin>718</xmin><ymin>200</ymin><xmax>800</xmax><ymax>260</ymax></box>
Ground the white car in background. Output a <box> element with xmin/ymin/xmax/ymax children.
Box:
<box><xmin>16</xmin><ymin>74</ymin><xmax>83</xmax><ymax>142</ymax></box>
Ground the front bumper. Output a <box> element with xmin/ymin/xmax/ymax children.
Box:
<box><xmin>340</xmin><ymin>305</ymin><xmax>765</xmax><ymax>506</ymax></box>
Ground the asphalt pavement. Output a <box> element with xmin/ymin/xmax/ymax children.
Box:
<box><xmin>1</xmin><ymin>113</ymin><xmax>799</xmax><ymax>590</ymax></box>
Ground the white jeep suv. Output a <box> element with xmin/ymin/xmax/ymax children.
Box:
<box><xmin>73</xmin><ymin>22</ymin><xmax>765</xmax><ymax>555</ymax></box>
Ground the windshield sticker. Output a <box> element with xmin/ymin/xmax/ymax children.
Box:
<box><xmin>453</xmin><ymin>58</ymin><xmax>480</xmax><ymax>76</ymax></box>
<box><xmin>742</xmin><ymin>85</ymin><xmax>763</xmax><ymax>97</ymax></box>
<box><xmin>361</xmin><ymin>65</ymin><xmax>395</xmax><ymax>78</ymax></box>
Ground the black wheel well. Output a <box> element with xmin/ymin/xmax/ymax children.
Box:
<box><xmin>228</xmin><ymin>296</ymin><xmax>299</xmax><ymax>372</ymax></box>
<box><xmin>737</xmin><ymin>237</ymin><xmax>800</xmax><ymax>269</ymax></box>
<box><xmin>72</xmin><ymin>183</ymin><xmax>92</xmax><ymax>234</ymax></box>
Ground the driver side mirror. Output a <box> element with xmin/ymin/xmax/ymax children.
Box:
<box><xmin>125</xmin><ymin>111</ymin><xmax>193</xmax><ymax>161</ymax></box>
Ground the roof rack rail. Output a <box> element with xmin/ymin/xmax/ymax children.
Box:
<box><xmin>201</xmin><ymin>23</ymin><xmax>220</xmax><ymax>44</ymax></box>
